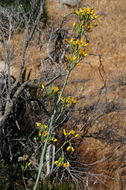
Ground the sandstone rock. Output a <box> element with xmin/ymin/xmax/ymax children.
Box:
<box><xmin>59</xmin><ymin>0</ymin><xmax>81</xmax><ymax>7</ymax></box>
<box><xmin>0</xmin><ymin>61</ymin><xmax>12</xmax><ymax>73</ymax></box>
<box><xmin>0</xmin><ymin>61</ymin><xmax>6</xmax><ymax>72</ymax></box>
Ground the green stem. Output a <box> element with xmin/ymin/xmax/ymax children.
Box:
<box><xmin>33</xmin><ymin>70</ymin><xmax>71</xmax><ymax>190</ymax></box>
<box><xmin>56</xmin><ymin>70</ymin><xmax>70</xmax><ymax>105</ymax></box>
<box><xmin>33</xmin><ymin>110</ymin><xmax>56</xmax><ymax>190</ymax></box>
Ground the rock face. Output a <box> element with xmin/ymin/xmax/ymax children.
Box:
<box><xmin>0</xmin><ymin>61</ymin><xmax>6</xmax><ymax>72</ymax></box>
<box><xmin>0</xmin><ymin>61</ymin><xmax>12</xmax><ymax>73</ymax></box>
<box><xmin>59</xmin><ymin>0</ymin><xmax>81</xmax><ymax>7</ymax></box>
<box><xmin>46</xmin><ymin>0</ymin><xmax>126</xmax><ymax>189</ymax></box>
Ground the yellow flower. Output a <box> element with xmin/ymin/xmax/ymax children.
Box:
<box><xmin>83</xmin><ymin>43</ymin><xmax>88</xmax><ymax>47</ymax></box>
<box><xmin>91</xmin><ymin>14</ymin><xmax>99</xmax><ymax>20</ymax></box>
<box><xmin>72</xmin><ymin>56</ymin><xmax>78</xmax><ymax>62</ymax></box>
<box><xmin>54</xmin><ymin>160</ymin><xmax>58</xmax><ymax>165</ymax></box>
<box><xmin>54</xmin><ymin>159</ymin><xmax>70</xmax><ymax>168</ymax></box>
<box><xmin>74</xmin><ymin>39</ymin><xmax>79</xmax><ymax>45</ymax></box>
<box><xmin>71</xmin><ymin>147</ymin><xmax>75</xmax><ymax>152</ymax></box>
<box><xmin>67</xmin><ymin>38</ymin><xmax>79</xmax><ymax>46</ymax></box>
<box><xmin>75</xmin><ymin>10</ymin><xmax>79</xmax><ymax>15</ymax></box>
<box><xmin>71</xmin><ymin>97</ymin><xmax>77</xmax><ymax>103</ymax></box>
<box><xmin>66</xmin><ymin>146</ymin><xmax>71</xmax><ymax>151</ymax></box>
<box><xmin>73</xmin><ymin>22</ymin><xmax>76</xmax><ymax>27</ymax></box>
<box><xmin>65</xmin><ymin>38</ymin><xmax>70</xmax><ymax>43</ymax></box>
<box><xmin>87</xmin><ymin>24</ymin><xmax>91</xmax><ymax>30</ymax></box>
<box><xmin>57</xmin><ymin>163</ymin><xmax>62</xmax><ymax>167</ymax></box>
<box><xmin>74</xmin><ymin>38</ymin><xmax>88</xmax><ymax>47</ymax></box>
<box><xmin>70</xmin><ymin>38</ymin><xmax>74</xmax><ymax>43</ymax></box>
<box><xmin>69</xmin><ymin>130</ymin><xmax>75</xmax><ymax>135</ymax></box>
<box><xmin>51</xmin><ymin>86</ymin><xmax>59</xmax><ymax>93</ymax></box>
<box><xmin>77</xmin><ymin>63</ymin><xmax>81</xmax><ymax>66</ymax></box>
<box><xmin>75</xmin><ymin>7</ymin><xmax>91</xmax><ymax>16</ymax></box>
<box><xmin>43</xmin><ymin>130</ymin><xmax>48</xmax><ymax>137</ymax></box>
<box><xmin>27</xmin><ymin>162</ymin><xmax>31</xmax><ymax>166</ymax></box>
<box><xmin>65</xmin><ymin>96</ymin><xmax>76</xmax><ymax>104</ymax></box>
<box><xmin>66</xmin><ymin>146</ymin><xmax>75</xmax><ymax>152</ymax></box>
<box><xmin>36</xmin><ymin>122</ymin><xmax>41</xmax><ymax>127</ymax></box>
<box><xmin>53</xmin><ymin>138</ymin><xmax>58</xmax><ymax>142</ymax></box>
<box><xmin>65</xmin><ymin>54</ymin><xmax>71</xmax><ymax>60</ymax></box>
<box><xmin>43</xmin><ymin>125</ymin><xmax>48</xmax><ymax>129</ymax></box>
<box><xmin>63</xmin><ymin>162</ymin><xmax>71</xmax><ymax>168</ymax></box>
<box><xmin>79</xmin><ymin>49</ymin><xmax>88</xmax><ymax>57</ymax></box>
<box><xmin>63</xmin><ymin>129</ymin><xmax>68</xmax><ymax>136</ymax></box>
<box><xmin>66</xmin><ymin>162</ymin><xmax>71</xmax><ymax>167</ymax></box>
<box><xmin>52</xmin><ymin>137</ymin><xmax>58</xmax><ymax>142</ymax></box>
<box><xmin>85</xmin><ymin>7</ymin><xmax>91</xmax><ymax>14</ymax></box>
<box><xmin>75</xmin><ymin>134</ymin><xmax>79</xmax><ymax>137</ymax></box>
<box><xmin>63</xmin><ymin>163</ymin><xmax>67</xmax><ymax>168</ymax></box>
<box><xmin>94</xmin><ymin>22</ymin><xmax>98</xmax><ymax>27</ymax></box>
<box><xmin>79</xmin><ymin>23</ymin><xmax>83</xmax><ymax>27</ymax></box>
<box><xmin>91</xmin><ymin>10</ymin><xmax>95</xmax><ymax>14</ymax></box>
<box><xmin>74</xmin><ymin>7</ymin><xmax>99</xmax><ymax>22</ymax></box>
<box><xmin>38</xmin><ymin>131</ymin><xmax>41</xmax><ymax>137</ymax></box>
<box><xmin>41</xmin><ymin>83</ymin><xmax>45</xmax><ymax>89</ymax></box>
<box><xmin>66</xmin><ymin>96</ymin><xmax>71</xmax><ymax>104</ymax></box>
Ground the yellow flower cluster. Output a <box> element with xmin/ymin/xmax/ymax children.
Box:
<box><xmin>36</xmin><ymin>122</ymin><xmax>48</xmax><ymax>140</ymax></box>
<box><xmin>66</xmin><ymin>96</ymin><xmax>77</xmax><ymax>104</ymax></box>
<box><xmin>63</xmin><ymin>129</ymin><xmax>79</xmax><ymax>137</ymax></box>
<box><xmin>66</xmin><ymin>146</ymin><xmax>75</xmax><ymax>152</ymax></box>
<box><xmin>73</xmin><ymin>6</ymin><xmax>99</xmax><ymax>34</ymax></box>
<box><xmin>43</xmin><ymin>130</ymin><xmax>48</xmax><ymax>137</ymax></box>
<box><xmin>38</xmin><ymin>130</ymin><xmax>48</xmax><ymax>137</ymax></box>
<box><xmin>64</xmin><ymin>6</ymin><xmax>99</xmax><ymax>69</ymax></box>
<box><xmin>61</xmin><ymin>96</ymin><xmax>77</xmax><ymax>105</ymax></box>
<box><xmin>65</xmin><ymin>38</ymin><xmax>88</xmax><ymax>66</ymax></box>
<box><xmin>36</xmin><ymin>122</ymin><xmax>41</xmax><ymax>127</ymax></box>
<box><xmin>48</xmin><ymin>86</ymin><xmax>59</xmax><ymax>95</ymax></box>
<box><xmin>65</xmin><ymin>54</ymin><xmax>80</xmax><ymax>65</ymax></box>
<box><xmin>54</xmin><ymin>160</ymin><xmax>70</xmax><ymax>168</ymax></box>
<box><xmin>79</xmin><ymin>49</ymin><xmax>88</xmax><ymax>56</ymax></box>
<box><xmin>51</xmin><ymin>86</ymin><xmax>59</xmax><ymax>93</ymax></box>
<box><xmin>65</xmin><ymin>38</ymin><xmax>88</xmax><ymax>48</ymax></box>
<box><xmin>36</xmin><ymin>123</ymin><xmax>48</xmax><ymax>129</ymax></box>
<box><xmin>75</xmin><ymin>7</ymin><xmax>99</xmax><ymax>20</ymax></box>
<box><xmin>51</xmin><ymin>137</ymin><xmax>58</xmax><ymax>142</ymax></box>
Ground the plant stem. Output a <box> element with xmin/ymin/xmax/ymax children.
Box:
<box><xmin>33</xmin><ymin>70</ymin><xmax>71</xmax><ymax>190</ymax></box>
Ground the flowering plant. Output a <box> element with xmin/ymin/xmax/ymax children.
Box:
<box><xmin>33</xmin><ymin>6</ymin><xmax>99</xmax><ymax>190</ymax></box>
